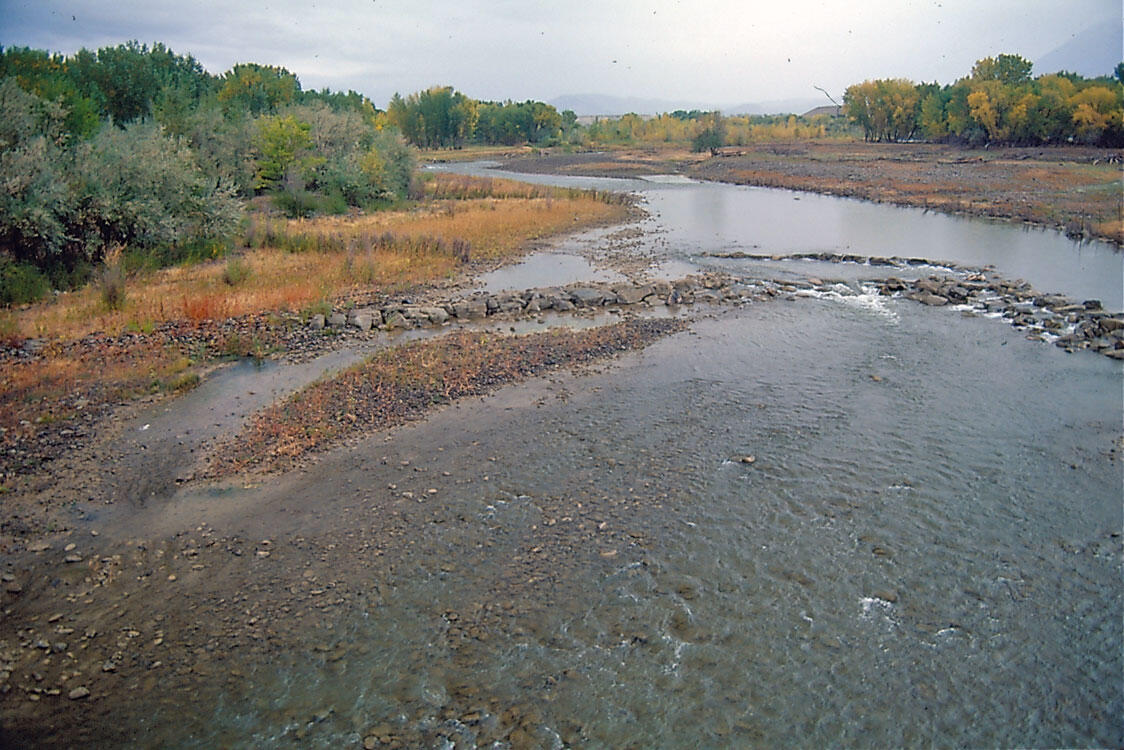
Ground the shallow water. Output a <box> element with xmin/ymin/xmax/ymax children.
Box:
<box><xmin>122</xmin><ymin>166</ymin><xmax>1122</xmax><ymax>747</ymax></box>
<box><xmin>475</xmin><ymin>251</ymin><xmax>625</xmax><ymax>293</ymax></box>
<box><xmin>432</xmin><ymin>161</ymin><xmax>1123</xmax><ymax>308</ymax></box>
<box><xmin>151</xmin><ymin>298</ymin><xmax>1121</xmax><ymax>748</ymax></box>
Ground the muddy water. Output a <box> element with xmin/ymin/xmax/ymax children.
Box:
<box><xmin>104</xmin><ymin>168</ymin><xmax>1121</xmax><ymax>747</ymax></box>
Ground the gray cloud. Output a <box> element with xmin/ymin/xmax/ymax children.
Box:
<box><xmin>0</xmin><ymin>0</ymin><xmax>1118</xmax><ymax>108</ymax></box>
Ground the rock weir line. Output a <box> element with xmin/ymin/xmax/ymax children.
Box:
<box><xmin>307</xmin><ymin>262</ymin><xmax>1124</xmax><ymax>361</ymax></box>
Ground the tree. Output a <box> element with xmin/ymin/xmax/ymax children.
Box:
<box><xmin>0</xmin><ymin>45</ymin><xmax>101</xmax><ymax>139</ymax></box>
<box><xmin>0</xmin><ymin>79</ymin><xmax>71</xmax><ymax>269</ymax></box>
<box><xmin>254</xmin><ymin>115</ymin><xmax>319</xmax><ymax>191</ymax></box>
<box><xmin>843</xmin><ymin>79</ymin><xmax>918</xmax><ymax>141</ymax></box>
<box><xmin>971</xmin><ymin>54</ymin><xmax>1033</xmax><ymax>86</ymax></box>
<box><xmin>73</xmin><ymin>121</ymin><xmax>241</xmax><ymax>253</ymax></box>
<box><xmin>1071</xmin><ymin>85</ymin><xmax>1122</xmax><ymax>144</ymax></box>
<box><xmin>218</xmin><ymin>63</ymin><xmax>300</xmax><ymax>117</ymax></box>
<box><xmin>692</xmin><ymin>112</ymin><xmax>726</xmax><ymax>154</ymax></box>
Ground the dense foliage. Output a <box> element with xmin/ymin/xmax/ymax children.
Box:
<box><xmin>0</xmin><ymin>42</ymin><xmax>415</xmax><ymax>303</ymax></box>
<box><xmin>386</xmin><ymin>86</ymin><xmax>573</xmax><ymax>148</ymax></box>
<box><xmin>2</xmin><ymin>40</ymin><xmax>1120</xmax><ymax>307</ymax></box>
<box><xmin>844</xmin><ymin>54</ymin><xmax>1124</xmax><ymax>145</ymax></box>
<box><xmin>581</xmin><ymin>109</ymin><xmax>849</xmax><ymax>149</ymax></box>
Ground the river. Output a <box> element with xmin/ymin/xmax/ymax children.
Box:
<box><xmin>120</xmin><ymin>166</ymin><xmax>1124</xmax><ymax>747</ymax></box>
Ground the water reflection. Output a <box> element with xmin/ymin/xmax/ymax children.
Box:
<box><xmin>434</xmin><ymin>161</ymin><xmax>1122</xmax><ymax>308</ymax></box>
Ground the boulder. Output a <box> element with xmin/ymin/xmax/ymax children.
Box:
<box><xmin>450</xmin><ymin>299</ymin><xmax>487</xmax><ymax>319</ymax></box>
<box><xmin>417</xmin><ymin>307</ymin><xmax>449</xmax><ymax>325</ymax></box>
<box><xmin>349</xmin><ymin>312</ymin><xmax>376</xmax><ymax>331</ymax></box>
<box><xmin>383</xmin><ymin>311</ymin><xmax>409</xmax><ymax>329</ymax></box>
<box><xmin>569</xmin><ymin>287</ymin><xmax>606</xmax><ymax>307</ymax></box>
<box><xmin>916</xmin><ymin>278</ymin><xmax>944</xmax><ymax>295</ymax></box>
<box><xmin>614</xmin><ymin>285</ymin><xmax>653</xmax><ymax>305</ymax></box>
<box><xmin>917</xmin><ymin>293</ymin><xmax>949</xmax><ymax>306</ymax></box>
<box><xmin>327</xmin><ymin>312</ymin><xmax>347</xmax><ymax>328</ymax></box>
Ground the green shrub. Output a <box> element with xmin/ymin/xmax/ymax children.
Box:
<box><xmin>222</xmin><ymin>255</ymin><xmax>251</xmax><ymax>286</ymax></box>
<box><xmin>272</xmin><ymin>187</ymin><xmax>321</xmax><ymax>218</ymax></box>
<box><xmin>1</xmin><ymin>83</ymin><xmax>242</xmax><ymax>284</ymax></box>
<box><xmin>0</xmin><ymin>257</ymin><xmax>50</xmax><ymax>306</ymax></box>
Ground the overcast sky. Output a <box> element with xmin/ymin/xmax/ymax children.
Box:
<box><xmin>1</xmin><ymin>0</ymin><xmax>1120</xmax><ymax>108</ymax></box>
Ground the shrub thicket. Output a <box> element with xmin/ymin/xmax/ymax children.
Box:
<box><xmin>0</xmin><ymin>43</ymin><xmax>417</xmax><ymax>305</ymax></box>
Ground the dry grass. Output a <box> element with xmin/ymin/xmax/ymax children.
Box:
<box><xmin>212</xmin><ymin>318</ymin><xmax>685</xmax><ymax>476</ymax></box>
<box><xmin>0</xmin><ymin>180</ymin><xmax>630</xmax><ymax>484</ymax></box>
<box><xmin>11</xmin><ymin>189</ymin><xmax>628</xmax><ymax>341</ymax></box>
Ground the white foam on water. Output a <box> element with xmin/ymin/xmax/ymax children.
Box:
<box><xmin>798</xmin><ymin>285</ymin><xmax>899</xmax><ymax>322</ymax></box>
<box><xmin>859</xmin><ymin>597</ymin><xmax>900</xmax><ymax>630</ymax></box>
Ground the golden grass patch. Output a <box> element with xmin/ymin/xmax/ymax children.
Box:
<box><xmin>12</xmin><ymin>194</ymin><xmax>627</xmax><ymax>341</ymax></box>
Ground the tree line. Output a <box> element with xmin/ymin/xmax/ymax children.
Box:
<box><xmin>0</xmin><ymin>41</ymin><xmax>415</xmax><ymax>303</ymax></box>
<box><xmin>385</xmin><ymin>86</ymin><xmax>576</xmax><ymax>148</ymax></box>
<box><xmin>843</xmin><ymin>54</ymin><xmax>1124</xmax><ymax>146</ymax></box>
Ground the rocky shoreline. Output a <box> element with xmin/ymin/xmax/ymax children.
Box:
<box><xmin>3</xmin><ymin>259</ymin><xmax>1118</xmax><ymax>508</ymax></box>
<box><xmin>2</xmin><ymin>259</ymin><xmax>1119</xmax><ymax>746</ymax></box>
<box><xmin>305</xmin><ymin>262</ymin><xmax>1124</xmax><ymax>360</ymax></box>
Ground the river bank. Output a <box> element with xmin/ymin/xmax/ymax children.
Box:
<box><xmin>2</xmin><ymin>163</ymin><xmax>1120</xmax><ymax>748</ymax></box>
<box><xmin>497</xmin><ymin>142</ymin><xmax>1124</xmax><ymax>244</ymax></box>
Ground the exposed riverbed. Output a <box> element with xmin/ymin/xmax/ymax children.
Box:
<box><xmin>2</xmin><ymin>166</ymin><xmax>1120</xmax><ymax>748</ymax></box>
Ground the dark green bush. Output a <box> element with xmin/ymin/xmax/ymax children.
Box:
<box><xmin>0</xmin><ymin>257</ymin><xmax>50</xmax><ymax>306</ymax></box>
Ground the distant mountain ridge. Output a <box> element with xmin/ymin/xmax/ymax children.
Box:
<box><xmin>1034</xmin><ymin>18</ymin><xmax>1121</xmax><ymax>78</ymax></box>
<box><xmin>549</xmin><ymin>93</ymin><xmax>826</xmax><ymax>117</ymax></box>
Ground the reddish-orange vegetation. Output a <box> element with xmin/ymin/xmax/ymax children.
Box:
<box><xmin>212</xmin><ymin>318</ymin><xmax>685</xmax><ymax>476</ymax></box>
<box><xmin>0</xmin><ymin>178</ymin><xmax>632</xmax><ymax>487</ymax></box>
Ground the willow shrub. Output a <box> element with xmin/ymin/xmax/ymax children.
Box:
<box><xmin>0</xmin><ymin>80</ymin><xmax>243</xmax><ymax>300</ymax></box>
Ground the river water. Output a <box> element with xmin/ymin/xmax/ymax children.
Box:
<box><xmin>137</xmin><ymin>166</ymin><xmax>1121</xmax><ymax>747</ymax></box>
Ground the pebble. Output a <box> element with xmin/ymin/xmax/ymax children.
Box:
<box><xmin>68</xmin><ymin>686</ymin><xmax>90</xmax><ymax>700</ymax></box>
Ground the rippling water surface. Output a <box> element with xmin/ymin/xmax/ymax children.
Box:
<box><xmin>147</xmin><ymin>166</ymin><xmax>1120</xmax><ymax>747</ymax></box>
